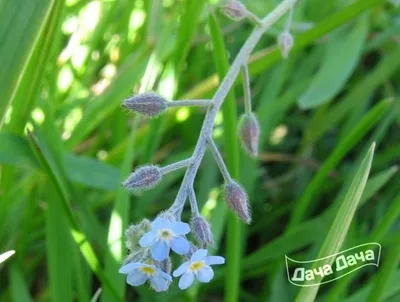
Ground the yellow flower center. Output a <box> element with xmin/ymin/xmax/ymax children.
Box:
<box><xmin>140</xmin><ymin>266</ymin><xmax>156</xmax><ymax>275</ymax></box>
<box><xmin>189</xmin><ymin>261</ymin><xmax>205</xmax><ymax>272</ymax></box>
<box><xmin>158</xmin><ymin>228</ymin><xmax>173</xmax><ymax>240</ymax></box>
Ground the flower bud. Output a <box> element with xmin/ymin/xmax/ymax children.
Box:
<box><xmin>223</xmin><ymin>181</ymin><xmax>251</xmax><ymax>224</ymax></box>
<box><xmin>221</xmin><ymin>1</ymin><xmax>248</xmax><ymax>21</ymax></box>
<box><xmin>123</xmin><ymin>250</ymin><xmax>144</xmax><ymax>265</ymax></box>
<box><xmin>191</xmin><ymin>216</ymin><xmax>214</xmax><ymax>247</ymax></box>
<box><xmin>125</xmin><ymin>219</ymin><xmax>152</xmax><ymax>251</ymax></box>
<box><xmin>123</xmin><ymin>165</ymin><xmax>162</xmax><ymax>191</ymax></box>
<box><xmin>157</xmin><ymin>211</ymin><xmax>177</xmax><ymax>223</ymax></box>
<box><xmin>278</xmin><ymin>31</ymin><xmax>294</xmax><ymax>59</ymax></box>
<box><xmin>238</xmin><ymin>113</ymin><xmax>260</xmax><ymax>157</ymax></box>
<box><xmin>156</xmin><ymin>258</ymin><xmax>172</xmax><ymax>275</ymax></box>
<box><xmin>122</xmin><ymin>92</ymin><xmax>168</xmax><ymax>117</ymax></box>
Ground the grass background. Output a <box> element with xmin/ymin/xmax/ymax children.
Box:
<box><xmin>0</xmin><ymin>0</ymin><xmax>399</xmax><ymax>301</ymax></box>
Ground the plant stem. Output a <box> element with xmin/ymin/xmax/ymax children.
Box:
<box><xmin>168</xmin><ymin>0</ymin><xmax>299</xmax><ymax>215</ymax></box>
<box><xmin>241</xmin><ymin>64</ymin><xmax>252</xmax><ymax>113</ymax></box>
<box><xmin>160</xmin><ymin>158</ymin><xmax>193</xmax><ymax>174</ymax></box>
<box><xmin>188</xmin><ymin>187</ymin><xmax>200</xmax><ymax>216</ymax></box>
<box><xmin>207</xmin><ymin>138</ymin><xmax>233</xmax><ymax>183</ymax></box>
<box><xmin>167</xmin><ymin>100</ymin><xmax>213</xmax><ymax>107</ymax></box>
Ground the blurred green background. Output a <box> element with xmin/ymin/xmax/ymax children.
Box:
<box><xmin>0</xmin><ymin>0</ymin><xmax>400</xmax><ymax>301</ymax></box>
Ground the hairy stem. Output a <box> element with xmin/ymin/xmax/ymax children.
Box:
<box><xmin>188</xmin><ymin>187</ymin><xmax>200</xmax><ymax>216</ymax></box>
<box><xmin>208</xmin><ymin>138</ymin><xmax>233</xmax><ymax>183</ymax></box>
<box><xmin>167</xmin><ymin>100</ymin><xmax>213</xmax><ymax>107</ymax></box>
<box><xmin>241</xmin><ymin>64</ymin><xmax>252</xmax><ymax>113</ymax></box>
<box><xmin>169</xmin><ymin>0</ymin><xmax>299</xmax><ymax>214</ymax></box>
<box><xmin>160</xmin><ymin>158</ymin><xmax>193</xmax><ymax>175</ymax></box>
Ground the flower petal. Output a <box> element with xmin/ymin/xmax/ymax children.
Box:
<box><xmin>205</xmin><ymin>256</ymin><xmax>225</xmax><ymax>265</ymax></box>
<box><xmin>172</xmin><ymin>261</ymin><xmax>190</xmax><ymax>277</ymax></box>
<box><xmin>139</xmin><ymin>230</ymin><xmax>156</xmax><ymax>247</ymax></box>
<box><xmin>151</xmin><ymin>217</ymin><xmax>171</xmax><ymax>230</ymax></box>
<box><xmin>171</xmin><ymin>221</ymin><xmax>190</xmax><ymax>235</ymax></box>
<box><xmin>127</xmin><ymin>271</ymin><xmax>147</xmax><ymax>286</ymax></box>
<box><xmin>150</xmin><ymin>275</ymin><xmax>168</xmax><ymax>292</ymax></box>
<box><xmin>119</xmin><ymin>262</ymin><xmax>142</xmax><ymax>274</ymax></box>
<box><xmin>179</xmin><ymin>272</ymin><xmax>195</xmax><ymax>290</ymax></box>
<box><xmin>156</xmin><ymin>268</ymin><xmax>172</xmax><ymax>281</ymax></box>
<box><xmin>170</xmin><ymin>236</ymin><xmax>190</xmax><ymax>255</ymax></box>
<box><xmin>191</xmin><ymin>249</ymin><xmax>208</xmax><ymax>261</ymax></box>
<box><xmin>196</xmin><ymin>266</ymin><xmax>214</xmax><ymax>283</ymax></box>
<box><xmin>151</xmin><ymin>240</ymin><xmax>170</xmax><ymax>261</ymax></box>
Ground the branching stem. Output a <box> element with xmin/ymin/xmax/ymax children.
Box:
<box><xmin>168</xmin><ymin>0</ymin><xmax>299</xmax><ymax>216</ymax></box>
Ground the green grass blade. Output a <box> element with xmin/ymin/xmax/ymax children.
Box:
<box><xmin>0</xmin><ymin>0</ymin><xmax>54</xmax><ymax>123</ymax></box>
<box><xmin>208</xmin><ymin>12</ymin><xmax>241</xmax><ymax>302</ymax></box>
<box><xmin>26</xmin><ymin>129</ymin><xmax>122</xmax><ymax>301</ymax></box>
<box><xmin>295</xmin><ymin>143</ymin><xmax>375</xmax><ymax>302</ymax></box>
<box><xmin>288</xmin><ymin>100</ymin><xmax>390</xmax><ymax>228</ymax></box>
<box><xmin>46</xmin><ymin>189</ymin><xmax>73</xmax><ymax>302</ymax></box>
<box><xmin>67</xmin><ymin>49</ymin><xmax>149</xmax><ymax>148</ymax></box>
<box><xmin>9</xmin><ymin>265</ymin><xmax>32</xmax><ymax>302</ymax></box>
<box><xmin>102</xmin><ymin>121</ymin><xmax>138</xmax><ymax>301</ymax></box>
<box><xmin>249</xmin><ymin>0</ymin><xmax>385</xmax><ymax>75</ymax></box>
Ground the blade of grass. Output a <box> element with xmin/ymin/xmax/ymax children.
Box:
<box><xmin>208</xmin><ymin>12</ymin><xmax>241</xmax><ymax>302</ymax></box>
<box><xmin>26</xmin><ymin>129</ymin><xmax>122</xmax><ymax>301</ymax></box>
<box><xmin>102</xmin><ymin>120</ymin><xmax>138</xmax><ymax>301</ymax></box>
<box><xmin>295</xmin><ymin>143</ymin><xmax>375</xmax><ymax>302</ymax></box>
<box><xmin>67</xmin><ymin>48</ymin><xmax>149</xmax><ymax>148</ymax></box>
<box><xmin>0</xmin><ymin>0</ymin><xmax>54</xmax><ymax>124</ymax></box>
<box><xmin>9</xmin><ymin>265</ymin><xmax>32</xmax><ymax>302</ymax></box>
<box><xmin>249</xmin><ymin>0</ymin><xmax>384</xmax><ymax>75</ymax></box>
<box><xmin>45</xmin><ymin>188</ymin><xmax>73</xmax><ymax>302</ymax></box>
<box><xmin>304</xmin><ymin>47</ymin><xmax>400</xmax><ymax>146</ymax></box>
<box><xmin>288</xmin><ymin>100</ymin><xmax>390</xmax><ymax>229</ymax></box>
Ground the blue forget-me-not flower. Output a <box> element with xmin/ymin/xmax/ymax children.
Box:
<box><xmin>139</xmin><ymin>217</ymin><xmax>191</xmax><ymax>261</ymax></box>
<box><xmin>119</xmin><ymin>262</ymin><xmax>172</xmax><ymax>292</ymax></box>
<box><xmin>173</xmin><ymin>249</ymin><xmax>225</xmax><ymax>290</ymax></box>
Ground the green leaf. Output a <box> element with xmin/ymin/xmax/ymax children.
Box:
<box><xmin>299</xmin><ymin>17</ymin><xmax>368</xmax><ymax>109</ymax></box>
<box><xmin>295</xmin><ymin>143</ymin><xmax>375</xmax><ymax>302</ymax></box>
<box><xmin>0</xmin><ymin>0</ymin><xmax>54</xmax><ymax>123</ymax></box>
<box><xmin>64</xmin><ymin>154</ymin><xmax>120</xmax><ymax>191</ymax></box>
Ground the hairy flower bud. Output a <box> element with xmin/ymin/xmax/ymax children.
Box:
<box><xmin>156</xmin><ymin>258</ymin><xmax>172</xmax><ymax>275</ymax></box>
<box><xmin>223</xmin><ymin>181</ymin><xmax>251</xmax><ymax>224</ymax></box>
<box><xmin>123</xmin><ymin>165</ymin><xmax>162</xmax><ymax>191</ymax></box>
<box><xmin>122</xmin><ymin>92</ymin><xmax>168</xmax><ymax>117</ymax></box>
<box><xmin>221</xmin><ymin>1</ymin><xmax>248</xmax><ymax>21</ymax></box>
<box><xmin>278</xmin><ymin>31</ymin><xmax>294</xmax><ymax>59</ymax></box>
<box><xmin>124</xmin><ymin>250</ymin><xmax>144</xmax><ymax>265</ymax></box>
<box><xmin>191</xmin><ymin>216</ymin><xmax>214</xmax><ymax>247</ymax></box>
<box><xmin>125</xmin><ymin>219</ymin><xmax>152</xmax><ymax>251</ymax></box>
<box><xmin>238</xmin><ymin>113</ymin><xmax>260</xmax><ymax>157</ymax></box>
<box><xmin>157</xmin><ymin>211</ymin><xmax>177</xmax><ymax>223</ymax></box>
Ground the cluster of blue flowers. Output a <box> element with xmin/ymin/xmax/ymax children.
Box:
<box><xmin>119</xmin><ymin>217</ymin><xmax>225</xmax><ymax>292</ymax></box>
